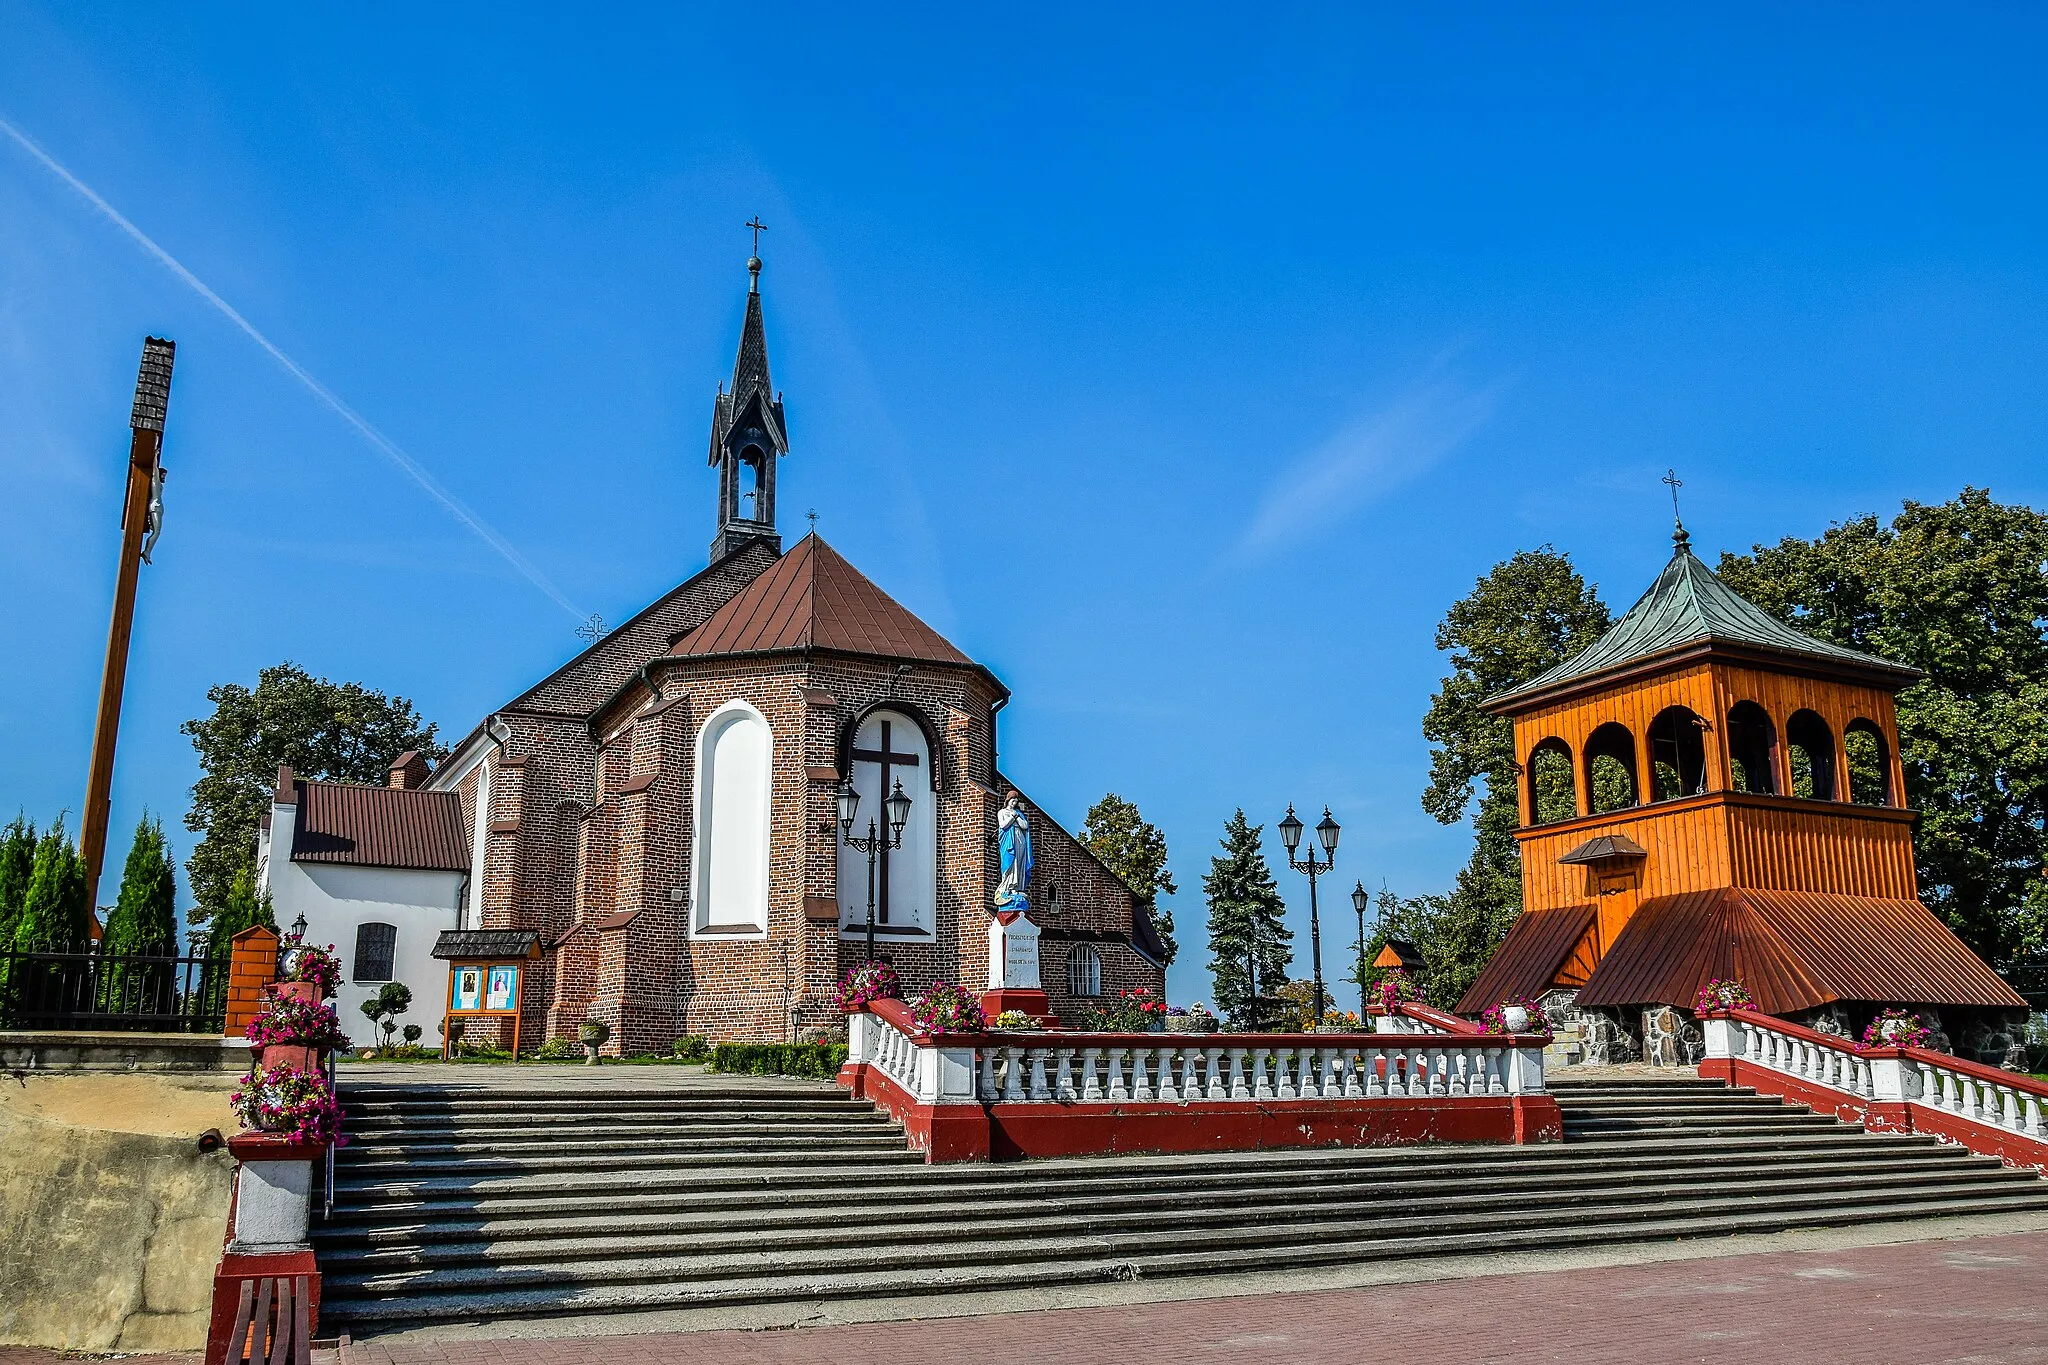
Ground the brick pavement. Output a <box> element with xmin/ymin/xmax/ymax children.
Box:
<box><xmin>10</xmin><ymin>1229</ymin><xmax>2045</xmax><ymax>1365</ymax></box>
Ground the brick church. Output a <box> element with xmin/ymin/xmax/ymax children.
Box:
<box><xmin>411</xmin><ymin>253</ymin><xmax>1166</xmax><ymax>1052</ymax></box>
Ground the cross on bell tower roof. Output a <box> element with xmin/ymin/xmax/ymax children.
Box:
<box><xmin>708</xmin><ymin>229</ymin><xmax>789</xmax><ymax>564</ymax></box>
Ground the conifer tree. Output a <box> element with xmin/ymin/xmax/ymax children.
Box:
<box><xmin>204</xmin><ymin>867</ymin><xmax>277</xmax><ymax>960</ymax></box>
<box><xmin>14</xmin><ymin>819</ymin><xmax>89</xmax><ymax>949</ymax></box>
<box><xmin>1202</xmin><ymin>809</ymin><xmax>1292</xmax><ymax>1029</ymax></box>
<box><xmin>103</xmin><ymin>814</ymin><xmax>179</xmax><ymax>955</ymax></box>
<box><xmin>0</xmin><ymin>815</ymin><xmax>35</xmax><ymax>950</ymax></box>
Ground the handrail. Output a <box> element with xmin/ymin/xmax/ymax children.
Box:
<box><xmin>1703</xmin><ymin>1007</ymin><xmax>1868</xmax><ymax>1056</ymax></box>
<box><xmin>859</xmin><ymin>999</ymin><xmax>1537</xmax><ymax>1049</ymax></box>
<box><xmin>1398</xmin><ymin>1001</ymin><xmax>1487</xmax><ymax>1035</ymax></box>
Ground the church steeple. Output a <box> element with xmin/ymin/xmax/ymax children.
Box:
<box><xmin>708</xmin><ymin>236</ymin><xmax>789</xmax><ymax>564</ymax></box>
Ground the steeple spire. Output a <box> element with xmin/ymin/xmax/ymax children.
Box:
<box><xmin>708</xmin><ymin>232</ymin><xmax>789</xmax><ymax>564</ymax></box>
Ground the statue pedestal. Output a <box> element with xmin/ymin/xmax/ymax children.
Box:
<box><xmin>983</xmin><ymin>912</ymin><xmax>1054</xmax><ymax>1023</ymax></box>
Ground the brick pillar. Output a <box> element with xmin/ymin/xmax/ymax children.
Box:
<box><xmin>223</xmin><ymin>925</ymin><xmax>281</xmax><ymax>1037</ymax></box>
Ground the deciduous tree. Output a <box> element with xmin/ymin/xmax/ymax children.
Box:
<box><xmin>1082</xmin><ymin>793</ymin><xmax>1180</xmax><ymax>965</ymax></box>
<box><xmin>183</xmin><ymin>662</ymin><xmax>445</xmax><ymax>924</ymax></box>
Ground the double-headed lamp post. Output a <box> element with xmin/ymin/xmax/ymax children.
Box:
<box><xmin>837</xmin><ymin>777</ymin><xmax>913</xmax><ymax>963</ymax></box>
<box><xmin>1351</xmin><ymin>880</ymin><xmax>1371</xmax><ymax>1016</ymax></box>
<box><xmin>1278</xmin><ymin>805</ymin><xmax>1340</xmax><ymax>1030</ymax></box>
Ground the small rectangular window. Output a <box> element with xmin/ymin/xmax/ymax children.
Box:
<box><xmin>1067</xmin><ymin>944</ymin><xmax>1102</xmax><ymax>998</ymax></box>
<box><xmin>353</xmin><ymin>922</ymin><xmax>397</xmax><ymax>983</ymax></box>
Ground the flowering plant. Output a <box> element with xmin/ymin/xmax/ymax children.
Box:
<box><xmin>1858</xmin><ymin>1009</ymin><xmax>1934</xmax><ymax>1051</ymax></box>
<box><xmin>244</xmin><ymin>995</ymin><xmax>350</xmax><ymax>1052</ymax></box>
<box><xmin>909</xmin><ymin>982</ymin><xmax>987</xmax><ymax>1034</ymax></box>
<box><xmin>1187</xmin><ymin>1003</ymin><xmax>1214</xmax><ymax>1018</ymax></box>
<box><xmin>989</xmin><ymin>1009</ymin><xmax>1041</xmax><ymax>1030</ymax></box>
<box><xmin>833</xmin><ymin>961</ymin><xmax>902</xmax><ymax>1011</ymax></box>
<box><xmin>1083</xmin><ymin>987</ymin><xmax>1170</xmax><ymax>1032</ymax></box>
<box><xmin>1693</xmin><ymin>979</ymin><xmax>1756</xmax><ymax>1014</ymax></box>
<box><xmin>1373</xmin><ymin>969</ymin><xmax>1419</xmax><ymax>1012</ymax></box>
<box><xmin>282</xmin><ymin>935</ymin><xmax>342</xmax><ymax>998</ymax></box>
<box><xmin>1320</xmin><ymin>1009</ymin><xmax>1364</xmax><ymax>1031</ymax></box>
<box><xmin>231</xmin><ymin>1062</ymin><xmax>346</xmax><ymax>1147</ymax></box>
<box><xmin>1480</xmin><ymin>995</ymin><xmax>1553</xmax><ymax>1039</ymax></box>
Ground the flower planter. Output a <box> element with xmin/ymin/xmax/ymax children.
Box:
<box><xmin>259</xmin><ymin>1044</ymin><xmax>317</xmax><ymax>1074</ymax></box>
<box><xmin>1165</xmin><ymin>1016</ymin><xmax>1220</xmax><ymax>1034</ymax></box>
<box><xmin>271</xmin><ymin>980</ymin><xmax>319</xmax><ymax>1006</ymax></box>
<box><xmin>1500</xmin><ymin>1005</ymin><xmax>1531</xmax><ymax>1032</ymax></box>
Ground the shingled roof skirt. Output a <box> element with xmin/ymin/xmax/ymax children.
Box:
<box><xmin>1484</xmin><ymin>534</ymin><xmax>1921</xmax><ymax>713</ymax></box>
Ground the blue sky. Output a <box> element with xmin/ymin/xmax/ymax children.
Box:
<box><xmin>3</xmin><ymin>5</ymin><xmax>2046</xmax><ymax>1001</ymax></box>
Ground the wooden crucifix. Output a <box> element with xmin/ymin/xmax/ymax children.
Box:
<box><xmin>850</xmin><ymin>718</ymin><xmax>919</xmax><ymax>923</ymax></box>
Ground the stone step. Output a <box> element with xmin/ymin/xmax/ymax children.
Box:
<box><xmin>316</xmin><ymin>1184</ymin><xmax>2048</xmax><ymax>1322</ymax></box>
<box><xmin>342</xmin><ymin>1113</ymin><xmax>895</xmax><ymax>1139</ymax></box>
<box><xmin>315</xmin><ymin>1167</ymin><xmax>2046</xmax><ymax>1268</ymax></box>
<box><xmin>336</xmin><ymin>1129</ymin><xmax>908</xmax><ymax>1164</ymax></box>
<box><xmin>318</xmin><ymin>1147</ymin><xmax>2005</xmax><ymax>1242</ymax></box>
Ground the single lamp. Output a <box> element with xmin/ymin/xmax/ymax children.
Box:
<box><xmin>1316</xmin><ymin>807</ymin><xmax>1341</xmax><ymax>856</ymax></box>
<box><xmin>1278</xmin><ymin>804</ymin><xmax>1304</xmax><ymax>855</ymax></box>
<box><xmin>836</xmin><ymin>780</ymin><xmax>860</xmax><ymax>833</ymax></box>
<box><xmin>885</xmin><ymin>778</ymin><xmax>913</xmax><ymax>836</ymax></box>
<box><xmin>1351</xmin><ymin>880</ymin><xmax>1370</xmax><ymax>916</ymax></box>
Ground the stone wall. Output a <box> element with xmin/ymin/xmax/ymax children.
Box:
<box><xmin>0</xmin><ymin>1073</ymin><xmax>236</xmax><ymax>1351</ymax></box>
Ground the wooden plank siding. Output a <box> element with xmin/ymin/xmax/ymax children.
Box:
<box><xmin>1505</xmin><ymin>651</ymin><xmax>1919</xmax><ymax>993</ymax></box>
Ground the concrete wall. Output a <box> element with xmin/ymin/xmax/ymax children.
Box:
<box><xmin>265</xmin><ymin>848</ymin><xmax>462</xmax><ymax>1049</ymax></box>
<box><xmin>0</xmin><ymin>1073</ymin><xmax>237</xmax><ymax>1351</ymax></box>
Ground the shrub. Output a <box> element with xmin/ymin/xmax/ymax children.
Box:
<box><xmin>402</xmin><ymin>1024</ymin><xmax>422</xmax><ymax>1044</ymax></box>
<box><xmin>673</xmin><ymin>1034</ymin><xmax>712</xmax><ymax>1062</ymax></box>
<box><xmin>1082</xmin><ymin>987</ymin><xmax>1166</xmax><ymax>1033</ymax></box>
<box><xmin>708</xmin><ymin>1042</ymin><xmax>849</xmax><ymax>1078</ymax></box>
<box><xmin>533</xmin><ymin>1036</ymin><xmax>582</xmax><ymax>1061</ymax></box>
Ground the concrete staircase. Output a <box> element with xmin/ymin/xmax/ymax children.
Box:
<box><xmin>313</xmin><ymin>1070</ymin><xmax>2048</xmax><ymax>1334</ymax></box>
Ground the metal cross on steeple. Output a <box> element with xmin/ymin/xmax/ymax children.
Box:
<box><xmin>746</xmin><ymin>216</ymin><xmax>768</xmax><ymax>254</ymax></box>
<box><xmin>1663</xmin><ymin>469</ymin><xmax>1690</xmax><ymax>551</ymax></box>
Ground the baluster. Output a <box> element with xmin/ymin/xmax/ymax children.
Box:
<box><xmin>1321</xmin><ymin>1048</ymin><xmax>1341</xmax><ymax>1099</ymax></box>
<box><xmin>977</xmin><ymin>1048</ymin><xmax>997</xmax><ymax>1101</ymax></box>
<box><xmin>1252</xmin><ymin>1048</ymin><xmax>1274</xmax><ymax>1100</ymax></box>
<box><xmin>1080</xmin><ymin>1047</ymin><xmax>1104</xmax><ymax>1101</ymax></box>
<box><xmin>1449</xmin><ymin>1049</ymin><xmax>1471</xmax><ymax>1097</ymax></box>
<box><xmin>1131</xmin><ymin>1048</ymin><xmax>1155</xmax><ymax>1102</ymax></box>
<box><xmin>1486</xmin><ymin>1047</ymin><xmax>1506</xmax><ymax>1094</ymax></box>
<box><xmin>1106</xmin><ymin>1047</ymin><xmax>1129</xmax><ymax>1101</ymax></box>
<box><xmin>1053</xmin><ymin>1049</ymin><xmax>1076</xmax><ymax>1102</ymax></box>
<box><xmin>1027</xmin><ymin>1049</ymin><xmax>1052</xmax><ymax>1101</ymax></box>
<box><xmin>1227</xmin><ymin>1047</ymin><xmax>1251</xmax><ymax>1100</ymax></box>
<box><xmin>1001</xmin><ymin>1046</ymin><xmax>1026</xmax><ymax>1102</ymax></box>
<box><xmin>1156</xmin><ymin>1047</ymin><xmax>1181</xmax><ymax>1102</ymax></box>
<box><xmin>1363</xmin><ymin>1046</ymin><xmax>1387</xmax><ymax>1098</ymax></box>
<box><xmin>1341</xmin><ymin>1048</ymin><xmax>1365</xmax><ymax>1098</ymax></box>
<box><xmin>1204</xmin><ymin>1046</ymin><xmax>1228</xmax><ymax>1099</ymax></box>
<box><xmin>1273</xmin><ymin>1048</ymin><xmax>1297</xmax><ymax>1099</ymax></box>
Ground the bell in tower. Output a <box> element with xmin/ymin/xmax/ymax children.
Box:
<box><xmin>708</xmin><ymin>228</ymin><xmax>789</xmax><ymax>564</ymax></box>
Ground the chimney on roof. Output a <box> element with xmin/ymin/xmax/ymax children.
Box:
<box><xmin>273</xmin><ymin>765</ymin><xmax>298</xmax><ymax>806</ymax></box>
<box><xmin>387</xmin><ymin>750</ymin><xmax>431</xmax><ymax>790</ymax></box>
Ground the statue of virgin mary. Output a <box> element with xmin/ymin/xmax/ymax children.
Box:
<box><xmin>994</xmin><ymin>792</ymin><xmax>1032</xmax><ymax>913</ymax></box>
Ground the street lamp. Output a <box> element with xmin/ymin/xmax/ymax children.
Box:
<box><xmin>1279</xmin><ymin>804</ymin><xmax>1340</xmax><ymax>1030</ymax></box>
<box><xmin>1351</xmin><ymin>880</ymin><xmax>1371</xmax><ymax>1017</ymax></box>
<box><xmin>839</xmin><ymin>777</ymin><xmax>912</xmax><ymax>962</ymax></box>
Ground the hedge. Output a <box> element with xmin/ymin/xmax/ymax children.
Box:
<box><xmin>708</xmin><ymin>1042</ymin><xmax>849</xmax><ymax>1078</ymax></box>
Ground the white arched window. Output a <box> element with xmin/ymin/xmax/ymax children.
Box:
<box><xmin>1067</xmin><ymin>943</ymin><xmax>1102</xmax><ymax>997</ymax></box>
<box><xmin>694</xmin><ymin>701</ymin><xmax>773</xmax><ymax>936</ymax></box>
<box><xmin>838</xmin><ymin>708</ymin><xmax>938</xmax><ymax>937</ymax></box>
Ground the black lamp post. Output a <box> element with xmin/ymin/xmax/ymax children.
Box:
<box><xmin>1351</xmin><ymin>880</ymin><xmax>1370</xmax><ymax>1017</ymax></box>
<box><xmin>1279</xmin><ymin>804</ymin><xmax>1340</xmax><ymax>1030</ymax></box>
<box><xmin>839</xmin><ymin>777</ymin><xmax>912</xmax><ymax>963</ymax></box>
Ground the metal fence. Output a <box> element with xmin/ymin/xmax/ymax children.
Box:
<box><xmin>0</xmin><ymin>940</ymin><xmax>234</xmax><ymax>1033</ymax></box>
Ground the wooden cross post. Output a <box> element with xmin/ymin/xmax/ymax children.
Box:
<box><xmin>850</xmin><ymin>719</ymin><xmax>918</xmax><ymax>923</ymax></box>
<box><xmin>81</xmin><ymin>338</ymin><xmax>175</xmax><ymax>917</ymax></box>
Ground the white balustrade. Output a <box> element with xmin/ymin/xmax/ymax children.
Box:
<box><xmin>1703</xmin><ymin>1010</ymin><xmax>2048</xmax><ymax>1161</ymax></box>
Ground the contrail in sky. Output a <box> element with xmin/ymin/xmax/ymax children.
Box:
<box><xmin>0</xmin><ymin>116</ymin><xmax>585</xmax><ymax>621</ymax></box>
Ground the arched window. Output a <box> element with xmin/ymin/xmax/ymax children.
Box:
<box><xmin>694</xmin><ymin>701</ymin><xmax>773</xmax><ymax>934</ymax></box>
<box><xmin>837</xmin><ymin>708</ymin><xmax>938</xmax><ymax>936</ymax></box>
<box><xmin>1844</xmin><ymin>719</ymin><xmax>1892</xmax><ymax>806</ymax></box>
<box><xmin>1727</xmin><ymin>701</ymin><xmax>1778</xmax><ymax>795</ymax></box>
<box><xmin>1786</xmin><ymin>709</ymin><xmax>1837</xmax><ymax>801</ymax></box>
<box><xmin>1067</xmin><ymin>943</ymin><xmax>1102</xmax><ymax>997</ymax></box>
<box><xmin>1648</xmin><ymin>706</ymin><xmax>1709</xmax><ymax>801</ymax></box>
<box><xmin>739</xmin><ymin>445</ymin><xmax>764</xmax><ymax>517</ymax></box>
<box><xmin>353</xmin><ymin>922</ymin><xmax>397</xmax><ymax>984</ymax></box>
<box><xmin>1584</xmin><ymin>723</ymin><xmax>1639</xmax><ymax>814</ymax></box>
<box><xmin>1527</xmin><ymin>739</ymin><xmax>1578</xmax><ymax>824</ymax></box>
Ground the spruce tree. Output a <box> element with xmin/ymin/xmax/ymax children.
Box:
<box><xmin>1202</xmin><ymin>809</ymin><xmax>1292</xmax><ymax>1029</ymax></box>
<box><xmin>14</xmin><ymin>819</ymin><xmax>89</xmax><ymax>949</ymax></box>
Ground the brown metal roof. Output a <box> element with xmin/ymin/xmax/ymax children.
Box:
<box><xmin>1575</xmin><ymin>887</ymin><xmax>2025</xmax><ymax>1013</ymax></box>
<box><xmin>1455</xmin><ymin>904</ymin><xmax>1597</xmax><ymax>1013</ymax></box>
<box><xmin>670</xmin><ymin>533</ymin><xmax>979</xmax><ymax>670</ymax></box>
<box><xmin>290</xmin><ymin>777</ymin><xmax>469</xmax><ymax>872</ymax></box>
<box><xmin>1557</xmin><ymin>834</ymin><xmax>1648</xmax><ymax>865</ymax></box>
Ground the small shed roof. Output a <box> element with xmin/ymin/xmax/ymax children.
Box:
<box><xmin>287</xmin><ymin>772</ymin><xmax>468</xmax><ymax>872</ymax></box>
<box><xmin>432</xmin><ymin>930</ymin><xmax>540</xmax><ymax>961</ymax></box>
<box><xmin>1455</xmin><ymin>905</ymin><xmax>1597</xmax><ymax>1013</ymax></box>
